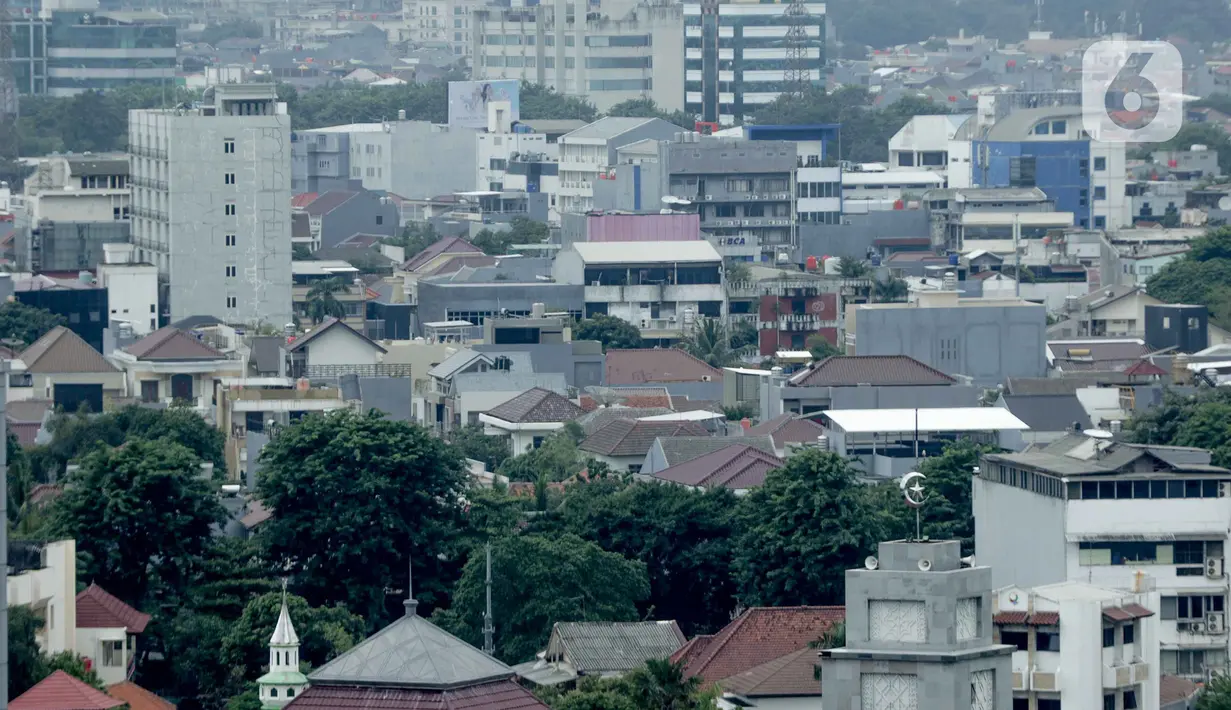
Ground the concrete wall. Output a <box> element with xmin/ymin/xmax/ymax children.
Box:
<box><xmin>7</xmin><ymin>540</ymin><xmax>77</xmax><ymax>654</ymax></box>
<box><xmin>291</xmin><ymin>131</ymin><xmax>351</xmax><ymax>194</ymax></box>
<box><xmin>798</xmin><ymin>209</ymin><xmax>930</xmax><ymax>262</ymax></box>
<box><xmin>301</xmin><ymin>327</ymin><xmax>382</xmax><ymax>367</ymax></box>
<box><xmin>415</xmin><ymin>282</ymin><xmax>585</xmax><ymax>331</ymax></box>
<box><xmin>973</xmin><ymin>477</ymin><xmax>1067</xmax><ymax>590</ymax></box>
<box><xmin>854</xmin><ymin>304</ymin><xmax>1047</xmax><ymax>386</ymax></box>
<box><xmin>319</xmin><ymin>191</ymin><xmax>399</xmax><ymax>249</ymax></box>
<box><xmin>16</xmin><ymin>220</ymin><xmax>130</xmax><ymax>272</ymax></box>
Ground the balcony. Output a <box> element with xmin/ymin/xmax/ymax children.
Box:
<box><xmin>701</xmin><ymin>217</ymin><xmax>794</xmax><ymax>231</ymax></box>
<box><xmin>131</xmin><ymin>206</ymin><xmax>167</xmax><ymax>221</ymax></box>
<box><xmin>131</xmin><ymin>176</ymin><xmax>167</xmax><ymax>191</ymax></box>
<box><xmin>305</xmin><ymin>363</ymin><xmax>413</xmax><ymax>379</ymax></box>
<box><xmin>130</xmin><ymin>145</ymin><xmax>167</xmax><ymax>160</ymax></box>
<box><xmin>692</xmin><ymin>191</ymin><xmax>793</xmax><ymax>203</ymax></box>
<box><xmin>1102</xmin><ymin>662</ymin><xmax>1147</xmax><ymax>689</ymax></box>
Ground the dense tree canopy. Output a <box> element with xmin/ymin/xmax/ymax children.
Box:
<box><xmin>48</xmin><ymin>439</ymin><xmax>224</xmax><ymax>609</ymax></box>
<box><xmin>573</xmin><ymin>314</ymin><xmax>644</xmax><ymax>351</ymax></box>
<box><xmin>606</xmin><ymin>98</ymin><xmax>695</xmax><ymax>130</ymax></box>
<box><xmin>219</xmin><ymin>592</ymin><xmax>367</xmax><ymax>681</ymax></box>
<box><xmin>255</xmin><ymin>410</ymin><xmax>468</xmax><ymax>625</ymax></box>
<box><xmin>1147</xmin><ymin>226</ymin><xmax>1231</xmax><ymax>328</ymax></box>
<box><xmin>433</xmin><ymin>533</ymin><xmax>649</xmax><ymax>663</ymax></box>
<box><xmin>676</xmin><ymin>318</ymin><xmax>749</xmax><ymax>368</ymax></box>
<box><xmin>0</xmin><ymin>302</ymin><xmax>64</xmax><ymax>348</ymax></box>
<box><xmin>1126</xmin><ymin>388</ymin><xmax>1231</xmax><ymax>466</ymax></box>
<box><xmin>449</xmin><ymin>423</ymin><xmax>513</xmax><ymax>470</ymax></box>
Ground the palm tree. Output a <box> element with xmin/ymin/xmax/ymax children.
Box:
<box><xmin>873</xmin><ymin>277</ymin><xmax>909</xmax><ymax>303</ymax></box>
<box><xmin>837</xmin><ymin>257</ymin><xmax>872</xmax><ymax>279</ymax></box>
<box><xmin>626</xmin><ymin>659</ymin><xmax>705</xmax><ymax>710</ymax></box>
<box><xmin>676</xmin><ymin>318</ymin><xmax>749</xmax><ymax>367</ymax></box>
<box><xmin>305</xmin><ymin>276</ymin><xmax>350</xmax><ymax>324</ymax></box>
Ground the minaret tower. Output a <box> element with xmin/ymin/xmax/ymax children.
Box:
<box><xmin>258</xmin><ymin>582</ymin><xmax>309</xmax><ymax>709</ymax></box>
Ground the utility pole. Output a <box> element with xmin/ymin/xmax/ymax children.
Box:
<box><xmin>482</xmin><ymin>543</ymin><xmax>495</xmax><ymax>656</ymax></box>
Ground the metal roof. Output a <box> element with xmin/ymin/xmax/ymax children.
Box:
<box><xmin>545</xmin><ymin>621</ymin><xmax>686</xmax><ymax>674</ymax></box>
<box><xmin>822</xmin><ymin>407</ymin><xmax>1029</xmax><ymax>434</ymax></box>
<box><xmin>560</xmin><ymin>116</ymin><xmax>663</xmax><ymax>141</ymax></box>
<box><xmin>571</xmin><ymin>240</ymin><xmax>721</xmax><ymax>264</ymax></box>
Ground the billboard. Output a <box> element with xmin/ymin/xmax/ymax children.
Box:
<box><xmin>448</xmin><ymin>80</ymin><xmax>520</xmax><ymax>129</ymax></box>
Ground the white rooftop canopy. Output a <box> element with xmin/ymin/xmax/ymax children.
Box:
<box><xmin>638</xmin><ymin>410</ymin><xmax>725</xmax><ymax>422</ymax></box>
<box><xmin>823</xmin><ymin>407</ymin><xmax>1030</xmax><ymax>434</ymax></box>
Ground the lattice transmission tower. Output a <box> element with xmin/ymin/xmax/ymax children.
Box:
<box><xmin>782</xmin><ymin>0</ymin><xmax>812</xmax><ymax>98</ymax></box>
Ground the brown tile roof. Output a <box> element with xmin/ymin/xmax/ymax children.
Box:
<box><xmin>28</xmin><ymin>483</ymin><xmax>63</xmax><ymax>507</ymax></box>
<box><xmin>746</xmin><ymin>414</ymin><xmax>826</xmax><ymax>449</ymax></box>
<box><xmin>107</xmin><ymin>682</ymin><xmax>175</xmax><ymax>710</ymax></box>
<box><xmin>287</xmin><ymin>318</ymin><xmax>387</xmax><ymax>354</ymax></box>
<box><xmin>653</xmin><ymin>445</ymin><xmax>784</xmax><ymax>491</ymax></box>
<box><xmin>76</xmin><ymin>583</ymin><xmax>150</xmax><ymax>633</ymax></box>
<box><xmin>241</xmin><ymin>499</ymin><xmax>273</xmax><ymax>529</ymax></box>
<box><xmin>1103</xmin><ymin>604</ymin><xmax>1153</xmax><ymax>622</ymax></box>
<box><xmin>10</xmin><ymin>670</ymin><xmax>124</xmax><ymax>710</ymax></box>
<box><xmin>401</xmin><ymin>236</ymin><xmax>483</xmax><ymax>272</ymax></box>
<box><xmin>605</xmin><ymin>349</ymin><xmax>722</xmax><ymax>385</ymax></box>
<box><xmin>425</xmin><ymin>254</ymin><xmax>499</xmax><ymax>277</ymax></box>
<box><xmin>672</xmin><ymin>606</ymin><xmax>845</xmax><ymax>684</ymax></box>
<box><xmin>301</xmin><ymin>190</ymin><xmax>357</xmax><ymax>217</ymax></box>
<box><xmin>20</xmin><ymin>327</ymin><xmax>117</xmax><ymax>374</ymax></box>
<box><xmin>575</xmin><ymin>406</ymin><xmax>674</xmax><ymax>435</ymax></box>
<box><xmin>579</xmin><ymin>419</ymin><xmax>710</xmax><ymax>458</ymax></box>
<box><xmin>1121</xmin><ymin>603</ymin><xmax>1155</xmax><ymax>619</ymax></box>
<box><xmin>720</xmin><ymin>647</ymin><xmax>822</xmax><ymax>698</ymax></box>
<box><xmin>1160</xmin><ymin>674</ymin><xmax>1201</xmax><ymax>706</ymax></box>
<box><xmin>580</xmin><ymin>388</ymin><xmax>674</xmax><ymax>410</ymax></box>
<box><xmin>486</xmin><ymin>388</ymin><xmax>585</xmax><ymax>424</ymax></box>
<box><xmin>287</xmin><ymin>679</ymin><xmax>549</xmax><ymax>710</ymax></box>
<box><xmin>291</xmin><ymin>192</ymin><xmax>320</xmax><ymax>209</ymax></box>
<box><xmin>788</xmin><ymin>356</ymin><xmax>956</xmax><ymax>387</ymax></box>
<box><xmin>993</xmin><ymin>611</ymin><xmax>1059</xmax><ymax>625</ymax></box>
<box><xmin>125</xmin><ymin>326</ymin><xmax>226</xmax><ymax>360</ymax></box>
<box><xmin>1123</xmin><ymin>360</ymin><xmax>1167</xmax><ymax>377</ymax></box>
<box><xmin>7</xmin><ymin>398</ymin><xmax>52</xmax><ymax>445</ymax></box>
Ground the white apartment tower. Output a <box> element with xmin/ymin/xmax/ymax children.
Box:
<box><xmin>129</xmin><ymin>84</ymin><xmax>293</xmax><ymax>327</ymax></box>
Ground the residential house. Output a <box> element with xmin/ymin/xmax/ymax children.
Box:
<box><xmin>415</xmin><ymin>348</ymin><xmax>567</xmax><ymax>433</ymax></box>
<box><xmin>1047</xmin><ymin>338</ymin><xmax>1152</xmax><ymax>376</ymax></box>
<box><xmin>992</xmin><ymin>581</ymin><xmax>1160</xmax><ymax>710</ymax></box>
<box><xmin>284</xmin><ymin>318</ymin><xmax>391</xmax><ymax>379</ymax></box>
<box><xmin>640</xmin><ymin>434</ymin><xmax>776</xmax><ymax>475</ymax></box>
<box><xmin>673</xmin><ymin>606</ymin><xmax>845</xmax><ymax>688</ymax></box>
<box><xmin>576</xmin><ymin>406</ymin><xmax>675</xmax><ymax>435</ymax></box>
<box><xmin>514</xmin><ymin>621</ymin><xmax>687</xmax><ymax>687</ymax></box>
<box><xmin>14</xmin><ymin>326</ymin><xmax>124</xmax><ymax>411</ymax></box>
<box><xmin>6</xmin><ymin>398</ymin><xmax>53</xmax><ymax>445</ymax></box>
<box><xmin>717</xmin><ymin>647</ymin><xmax>824</xmax><ymax>710</ymax></box>
<box><xmin>647</xmin><ymin>444</ymin><xmax>785</xmax><ymax>495</ymax></box>
<box><xmin>217</xmin><ymin>382</ymin><xmax>351</xmax><ymax>479</ymax></box>
<box><xmin>974</xmin><ymin>434</ymin><xmax>1231</xmax><ymax>680</ymax></box>
<box><xmin>108</xmin><ymin>326</ymin><xmax>243</xmax><ymax>411</ymax></box>
<box><xmin>578</xmin><ymin>419</ymin><xmax>710</xmax><ymax>472</ymax></box>
<box><xmin>287</xmin><ymin>591</ymin><xmax>550</xmax><ymax>709</ymax></box>
<box><xmin>1052</xmin><ymin>285</ymin><xmax>1231</xmax><ymax>349</ymax></box>
<box><xmin>75</xmin><ymin>583</ymin><xmax>151</xmax><ymax>685</ymax></box>
<box><xmin>292</xmin><ymin>260</ymin><xmax>369</xmax><ymax>332</ymax></box>
<box><xmin>399</xmin><ymin>235</ymin><xmax>484</xmax><ymax>277</ymax></box>
<box><xmin>760</xmin><ymin>355</ymin><xmax>974</xmax><ymax>419</ymax></box>
<box><xmin>10</xmin><ymin>671</ymin><xmax>124</xmax><ymax>710</ymax></box>
<box><xmin>297</xmin><ymin>189</ymin><xmax>398</xmax><ymax>251</ymax></box>
<box><xmin>581</xmin><ymin>385</ymin><xmax>675</xmax><ymax>411</ymax></box>
<box><xmin>605</xmin><ymin>348</ymin><xmax>723</xmax><ymax>401</ymax></box>
<box><xmin>14</xmin><ymin>274</ymin><xmax>109</xmax><ymax>353</ymax></box>
<box><xmin>745</xmin><ymin>414</ymin><xmax>827</xmax><ymax>457</ymax></box>
<box><xmin>996</xmin><ymin>393</ymin><xmax>1093</xmax><ymax>450</ymax></box>
<box><xmin>479</xmin><ymin>387</ymin><xmax>586</xmax><ymax>455</ymax></box>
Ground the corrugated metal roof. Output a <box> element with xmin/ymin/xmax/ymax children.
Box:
<box><xmin>823</xmin><ymin>407</ymin><xmax>1029</xmax><ymax>434</ymax></box>
<box><xmin>288</xmin><ymin>680</ymin><xmax>547</xmax><ymax>710</ymax></box>
<box><xmin>548</xmin><ymin>621</ymin><xmax>686</xmax><ymax>673</ymax></box>
<box><xmin>20</xmin><ymin>327</ymin><xmax>117</xmax><ymax>374</ymax></box>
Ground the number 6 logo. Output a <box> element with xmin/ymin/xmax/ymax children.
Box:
<box><xmin>1082</xmin><ymin>40</ymin><xmax>1184</xmax><ymax>144</ymax></box>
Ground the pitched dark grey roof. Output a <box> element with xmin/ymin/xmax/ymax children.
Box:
<box><xmin>125</xmin><ymin>326</ymin><xmax>225</xmax><ymax>360</ymax></box>
<box><xmin>653</xmin><ymin>445</ymin><xmax>785</xmax><ymax>491</ymax></box>
<box><xmin>549</xmin><ymin>622</ymin><xmax>686</xmax><ymax>674</ymax></box>
<box><xmin>249</xmin><ymin>336</ymin><xmax>283</xmax><ymax>374</ymax></box>
<box><xmin>1000</xmin><ymin>394</ymin><xmax>1091</xmax><ymax>433</ymax></box>
<box><xmin>580</xmin><ymin>419</ymin><xmax>710</xmax><ymax>457</ymax></box>
<box><xmin>287</xmin><ymin>318</ymin><xmax>387</xmax><ymax>354</ymax></box>
<box><xmin>486</xmin><ymin>388</ymin><xmax>585</xmax><ymax>424</ymax></box>
<box><xmin>576</xmin><ymin>407</ymin><xmax>674</xmax><ymax>435</ymax></box>
<box><xmin>788</xmin><ymin>356</ymin><xmax>955</xmax><ymax>387</ymax></box>
<box><xmin>309</xmin><ymin>608</ymin><xmax>514</xmax><ymax>690</ymax></box>
<box><xmin>657</xmin><ymin>435</ymin><xmax>776</xmax><ymax>466</ymax></box>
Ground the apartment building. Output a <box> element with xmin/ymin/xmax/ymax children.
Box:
<box><xmin>471</xmin><ymin>0</ymin><xmax>683</xmax><ymax>113</ymax></box>
<box><xmin>339</xmin><ymin>118</ymin><xmax>480</xmax><ymax>200</ymax></box>
<box><xmin>476</xmin><ymin>101</ymin><xmax>551</xmax><ymax>192</ymax></box>
<box><xmin>993</xmin><ymin>581</ymin><xmax>1160</xmax><ymax>710</ymax></box>
<box><xmin>557</xmin><ymin>116</ymin><xmax>681</xmax><ymax>214</ymax></box>
<box><xmin>974</xmin><ymin>433</ymin><xmax>1231</xmax><ymax>681</ymax></box>
<box><xmin>291</xmin><ymin>129</ymin><xmax>353</xmax><ymax>195</ymax></box>
<box><xmin>553</xmin><ymin>240</ymin><xmax>725</xmax><ymax>342</ymax></box>
<box><xmin>684</xmin><ymin>0</ymin><xmax>826</xmax><ymax>125</ymax></box>
<box><xmin>128</xmin><ymin>83</ymin><xmax>293</xmax><ymax>327</ymax></box>
<box><xmin>45</xmin><ymin>10</ymin><xmax>176</xmax><ymax>96</ymax></box>
<box><xmin>14</xmin><ymin>153</ymin><xmax>130</xmax><ymax>271</ymax></box>
<box><xmin>403</xmin><ymin>0</ymin><xmax>479</xmax><ymax>55</ymax></box>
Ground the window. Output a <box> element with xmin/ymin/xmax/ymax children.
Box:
<box><xmin>226</xmin><ymin>296</ymin><xmax>237</xmax><ymax>308</ymax></box>
<box><xmin>224</xmin><ymin>139</ymin><xmax>235</xmax><ymax>154</ymax></box>
<box><xmin>102</xmin><ymin>640</ymin><xmax>124</xmax><ymax>667</ymax></box>
<box><xmin>1009</xmin><ymin>156</ymin><xmax>1036</xmax><ymax>187</ymax></box>
<box><xmin>225</xmin><ymin>203</ymin><xmax>236</xmax><ymax>216</ymax></box>
<box><xmin>140</xmin><ymin>380</ymin><xmax>158</xmax><ymax>403</ymax></box>
<box><xmin>1094</xmin><ymin>186</ymin><xmax>1106</xmax><ymax>200</ymax></box>
<box><xmin>1175</xmin><ymin>541</ymin><xmax>1206</xmax><ymax>564</ymax></box>
<box><xmin>1095</xmin><ymin>156</ymin><xmax>1107</xmax><ymax>171</ymax></box>
<box><xmin>1038</xmin><ymin>701</ymin><xmax>1061</xmax><ymax>710</ymax></box>
<box><xmin>1165</xmin><ymin>594</ymin><xmax>1225</xmax><ymax>620</ymax></box>
<box><xmin>1123</xmin><ymin>623</ymin><xmax>1135</xmax><ymax>645</ymax></box>
<box><xmin>1095</xmin><ymin>216</ymin><xmax>1106</xmax><ymax>228</ymax></box>
<box><xmin>898</xmin><ymin>153</ymin><xmax>915</xmax><ymax>167</ymax></box>
<box><xmin>270</xmin><ymin>689</ymin><xmax>278</xmax><ymax>698</ymax></box>
<box><xmin>1102</xmin><ymin>626</ymin><xmax>1115</xmax><ymax>647</ymax></box>
<box><xmin>1036</xmin><ymin>630</ymin><xmax>1060</xmax><ymax>651</ymax></box>
<box><xmin>726</xmin><ymin>179</ymin><xmax>751</xmax><ymax>192</ymax></box>
<box><xmin>1124</xmin><ymin>689</ymin><xmax>1138</xmax><ymax>710</ymax></box>
<box><xmin>1033</xmin><ymin>122</ymin><xmax>1050</xmax><ymax>135</ymax></box>
<box><xmin>287</xmin><ymin>689</ymin><xmax>295</xmax><ymax>698</ymax></box>
<box><xmin>1052</xmin><ymin>120</ymin><xmax>1067</xmax><ymax>134</ymax></box>
<box><xmin>1104</xmin><ymin>694</ymin><xmax>1115</xmax><ymax>710</ymax></box>
<box><xmin>532</xmin><ymin>436</ymin><xmax>545</xmax><ymax>449</ymax></box>
<box><xmin>224</xmin><ymin>172</ymin><xmax>236</xmax><ymax>185</ymax></box>
<box><xmin>1080</xmin><ymin>189</ymin><xmax>1089</xmax><ymax>207</ymax></box>
<box><xmin>999</xmin><ymin>630</ymin><xmax>1028</xmax><ymax>651</ymax></box>
<box><xmin>226</xmin><ymin>234</ymin><xmax>236</xmax><ymax>247</ymax></box>
<box><xmin>225</xmin><ymin>266</ymin><xmax>236</xmax><ymax>277</ymax></box>
<box><xmin>376</xmin><ymin>215</ymin><xmax>384</xmax><ymax>226</ymax></box>
<box><xmin>69</xmin><ymin>312</ymin><xmax>80</xmax><ymax>324</ymax></box>
<box><xmin>1163</xmin><ymin>648</ymin><xmax>1227</xmax><ymax>675</ymax></box>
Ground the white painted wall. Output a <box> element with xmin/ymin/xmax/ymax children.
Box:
<box><xmin>75</xmin><ymin>627</ymin><xmax>133</xmax><ymax>686</ymax></box>
<box><xmin>1091</xmin><ymin>140</ymin><xmax>1131</xmax><ymax>229</ymax></box>
<box><xmin>97</xmin><ymin>262</ymin><xmax>160</xmax><ymax>335</ymax></box>
<box><xmin>7</xmin><ymin>540</ymin><xmax>77</xmax><ymax>654</ymax></box>
<box><xmin>300</xmin><ymin>327</ymin><xmax>382</xmax><ymax>368</ymax></box>
<box><xmin>973</xmin><ymin>478</ymin><xmax>1068</xmax><ymax>590</ymax></box>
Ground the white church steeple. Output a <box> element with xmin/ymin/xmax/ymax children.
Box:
<box><xmin>258</xmin><ymin>582</ymin><xmax>309</xmax><ymax>709</ymax></box>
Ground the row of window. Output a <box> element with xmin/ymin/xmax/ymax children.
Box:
<box><xmin>798</xmin><ymin>181</ymin><xmax>840</xmax><ymax>198</ymax></box>
<box><xmin>1077</xmin><ymin>540</ymin><xmax>1222</xmax><ymax>567</ymax></box>
<box><xmin>1070</xmin><ymin>478</ymin><xmax>1230</xmax><ymax>500</ymax></box>
<box><xmin>1162</xmin><ymin>593</ymin><xmax>1226</xmax><ymax>620</ymax></box>
<box><xmin>589</xmin><ymin>79</ymin><xmax>651</xmax><ymax>91</ymax></box>
<box><xmin>710</xmin><ymin>203</ymin><xmax>791</xmax><ymax>218</ymax></box>
<box><xmin>482</xmin><ymin>34</ymin><xmax>574</xmax><ymax>46</ymax></box>
<box><xmin>80</xmin><ymin>175</ymin><xmax>127</xmax><ymax>189</ymax></box>
<box><xmin>980</xmin><ymin>463</ymin><xmax>1067</xmax><ymax>499</ymax></box>
<box><xmin>798</xmin><ymin>211</ymin><xmax>842</xmax><ymax>224</ymax></box>
<box><xmin>897</xmin><ymin>152</ymin><xmax>946</xmax><ymax>167</ymax></box>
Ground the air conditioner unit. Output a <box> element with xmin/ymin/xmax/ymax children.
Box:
<box><xmin>1221</xmin><ymin>481</ymin><xmax>1231</xmax><ymax>498</ymax></box>
<box><xmin>702</xmin><ymin>375</ymin><xmax>712</xmax><ymax>382</ymax></box>
<box><xmin>1208</xmin><ymin>612</ymin><xmax>1226</xmax><ymax>634</ymax></box>
<box><xmin>1193</xmin><ymin>622</ymin><xmax>1208</xmax><ymax>633</ymax></box>
<box><xmin>1208</xmin><ymin>557</ymin><xmax>1225</xmax><ymax>579</ymax></box>
<box><xmin>640</xmin><ymin>319</ymin><xmax>649</xmax><ymax>328</ymax></box>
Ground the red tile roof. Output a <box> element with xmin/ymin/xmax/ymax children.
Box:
<box><xmin>1123</xmin><ymin>360</ymin><xmax>1167</xmax><ymax>377</ymax></box>
<box><xmin>788</xmin><ymin>356</ymin><xmax>956</xmax><ymax>387</ymax></box>
<box><xmin>291</xmin><ymin>192</ymin><xmax>320</xmax><ymax>209</ymax></box>
<box><xmin>653</xmin><ymin>444</ymin><xmax>784</xmax><ymax>491</ymax></box>
<box><xmin>1104</xmin><ymin>604</ymin><xmax>1154</xmax><ymax>622</ymax></box>
<box><xmin>605</xmin><ymin>349</ymin><xmax>722</xmax><ymax>385</ymax></box>
<box><xmin>746</xmin><ymin>414</ymin><xmax>826</xmax><ymax>450</ymax></box>
<box><xmin>719</xmin><ymin>647</ymin><xmax>822</xmax><ymax>698</ymax></box>
<box><xmin>286</xmin><ymin>679</ymin><xmax>548</xmax><ymax>710</ymax></box>
<box><xmin>1160</xmin><ymin>675</ymin><xmax>1201</xmax><ymax>706</ymax></box>
<box><xmin>106</xmin><ymin>682</ymin><xmax>175</xmax><ymax>710</ymax></box>
<box><xmin>10</xmin><ymin>671</ymin><xmax>124</xmax><ymax>710</ymax></box>
<box><xmin>76</xmin><ymin>583</ymin><xmax>150</xmax><ymax>633</ymax></box>
<box><xmin>671</xmin><ymin>606</ymin><xmax>845</xmax><ymax>685</ymax></box>
<box><xmin>125</xmin><ymin>326</ymin><xmax>225</xmax><ymax>360</ymax></box>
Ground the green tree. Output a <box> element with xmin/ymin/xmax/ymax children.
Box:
<box><xmin>9</xmin><ymin>605</ymin><xmax>48</xmax><ymax>698</ymax></box>
<box><xmin>255</xmin><ymin>410</ymin><xmax>468</xmax><ymax>625</ymax></box>
<box><xmin>806</xmin><ymin>334</ymin><xmax>842</xmax><ymax>361</ymax></box>
<box><xmin>676</xmin><ymin>318</ymin><xmax>748</xmax><ymax>368</ymax></box>
<box><xmin>219</xmin><ymin>592</ymin><xmax>366</xmax><ymax>681</ymax></box>
<box><xmin>188</xmin><ymin>536</ymin><xmax>280</xmax><ymax>620</ymax></box>
<box><xmin>44</xmin><ymin>652</ymin><xmax>104</xmax><ymax>689</ymax></box>
<box><xmin>305</xmin><ymin>277</ymin><xmax>351</xmax><ymax>324</ymax></box>
<box><xmin>433</xmin><ymin>533</ymin><xmax>649</xmax><ymax>663</ymax></box>
<box><xmin>199</xmin><ymin>19</ymin><xmax>264</xmax><ymax>45</ymax></box>
<box><xmin>1200</xmin><ymin>673</ymin><xmax>1231</xmax><ymax>709</ymax></box>
<box><xmin>875</xmin><ymin>441</ymin><xmax>993</xmax><ymax>554</ymax></box>
<box><xmin>837</xmin><ymin>257</ymin><xmax>871</xmax><ymax>279</ymax></box>
<box><xmin>606</xmin><ymin>98</ymin><xmax>695</xmax><ymax>130</ymax></box>
<box><xmin>872</xmin><ymin>277</ymin><xmax>909</xmax><ymax>303</ymax></box>
<box><xmin>0</xmin><ymin>302</ymin><xmax>65</xmax><ymax>347</ymax></box>
<box><xmin>542</xmin><ymin>659</ymin><xmax>710</xmax><ymax>710</ymax></box>
<box><xmin>449</xmin><ymin>423</ymin><xmax>512</xmax><ymax>470</ymax></box>
<box><xmin>48</xmin><ymin>439</ymin><xmax>224</xmax><ymax>608</ymax></box>
<box><xmin>1127</xmin><ymin>389</ymin><xmax>1231</xmax><ymax>466</ymax></box>
<box><xmin>497</xmin><ymin>429</ymin><xmax>588</xmax><ymax>482</ymax></box>
<box><xmin>162</xmin><ymin>610</ymin><xmax>236</xmax><ymax>706</ymax></box>
<box><xmin>1148</xmin><ymin>227</ymin><xmax>1231</xmax><ymax>327</ymax></box>
<box><xmin>734</xmin><ymin>449</ymin><xmax>886</xmax><ymax>606</ymax></box>
<box><xmin>534</xmin><ymin>478</ymin><xmax>740</xmax><ymax>634</ymax></box>
<box><xmin>730</xmin><ymin>320</ymin><xmax>758</xmax><ymax>352</ymax></box>
<box><xmin>574</xmin><ymin>314</ymin><xmax>644</xmax><ymax>351</ymax></box>
<box><xmin>387</xmin><ymin>223</ymin><xmax>442</xmax><ymax>260</ymax></box>
<box><xmin>520</xmin><ymin>83</ymin><xmax>598</xmax><ymax>122</ymax></box>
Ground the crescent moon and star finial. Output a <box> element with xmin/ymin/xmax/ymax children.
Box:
<box><xmin>900</xmin><ymin>471</ymin><xmax>928</xmax><ymax>508</ymax></box>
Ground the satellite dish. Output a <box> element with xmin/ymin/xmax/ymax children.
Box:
<box><xmin>918</xmin><ymin>558</ymin><xmax>933</xmax><ymax>572</ymax></box>
<box><xmin>1083</xmin><ymin>428</ymin><xmax>1114</xmax><ymax>440</ymax></box>
<box><xmin>1218</xmin><ymin>196</ymin><xmax>1231</xmax><ymax>211</ymax></box>
<box><xmin>865</xmin><ymin>556</ymin><xmax>879</xmax><ymax>570</ymax></box>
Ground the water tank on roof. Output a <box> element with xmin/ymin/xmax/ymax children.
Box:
<box><xmin>870</xmin><ymin>253</ymin><xmax>882</xmax><ymax>266</ymax></box>
<box><xmin>806</xmin><ymin>255</ymin><xmax>818</xmax><ymax>271</ymax></box>
<box><xmin>893</xmin><ymin>199</ymin><xmax>904</xmax><ymax>210</ymax></box>
<box><xmin>823</xmin><ymin>257</ymin><xmax>841</xmax><ymax>275</ymax></box>
<box><xmin>948</xmin><ymin>253</ymin><xmax>959</xmax><ymax>266</ymax></box>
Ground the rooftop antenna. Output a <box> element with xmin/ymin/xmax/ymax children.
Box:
<box><xmin>782</xmin><ymin>0</ymin><xmax>812</xmax><ymax>98</ymax></box>
<box><xmin>404</xmin><ymin>556</ymin><xmax>418</xmax><ymax>617</ymax></box>
<box><xmin>483</xmin><ymin>542</ymin><xmax>495</xmax><ymax>655</ymax></box>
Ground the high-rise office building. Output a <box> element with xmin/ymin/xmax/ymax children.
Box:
<box><xmin>45</xmin><ymin>10</ymin><xmax>176</xmax><ymax>96</ymax></box>
<box><xmin>128</xmin><ymin>84</ymin><xmax>293</xmax><ymax>327</ymax></box>
<box><xmin>683</xmin><ymin>0</ymin><xmax>825</xmax><ymax>126</ymax></box>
